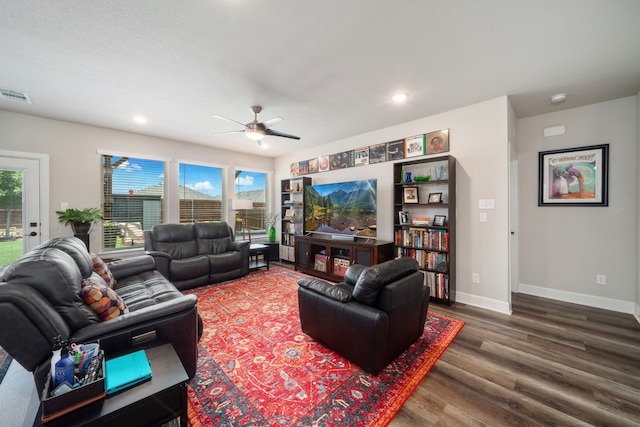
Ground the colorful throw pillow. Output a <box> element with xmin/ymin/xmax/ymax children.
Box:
<box><xmin>91</xmin><ymin>253</ymin><xmax>116</xmax><ymax>288</ymax></box>
<box><xmin>81</xmin><ymin>278</ymin><xmax>129</xmax><ymax>321</ymax></box>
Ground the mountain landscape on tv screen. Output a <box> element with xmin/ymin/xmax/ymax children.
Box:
<box><xmin>304</xmin><ymin>179</ymin><xmax>377</xmax><ymax>237</ymax></box>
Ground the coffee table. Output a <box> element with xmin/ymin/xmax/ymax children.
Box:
<box><xmin>33</xmin><ymin>343</ymin><xmax>188</xmax><ymax>427</ymax></box>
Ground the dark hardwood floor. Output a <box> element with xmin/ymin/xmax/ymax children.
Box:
<box><xmin>390</xmin><ymin>293</ymin><xmax>640</xmax><ymax>427</ymax></box>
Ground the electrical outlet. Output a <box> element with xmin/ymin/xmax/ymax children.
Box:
<box><xmin>472</xmin><ymin>273</ymin><xmax>480</xmax><ymax>284</ymax></box>
<box><xmin>596</xmin><ymin>274</ymin><xmax>606</xmax><ymax>285</ymax></box>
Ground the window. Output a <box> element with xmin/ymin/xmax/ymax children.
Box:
<box><xmin>178</xmin><ymin>163</ymin><xmax>224</xmax><ymax>223</ymax></box>
<box><xmin>234</xmin><ymin>170</ymin><xmax>267</xmax><ymax>239</ymax></box>
<box><xmin>101</xmin><ymin>155</ymin><xmax>165</xmax><ymax>250</ymax></box>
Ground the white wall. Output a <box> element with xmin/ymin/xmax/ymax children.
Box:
<box><xmin>637</xmin><ymin>91</ymin><xmax>640</xmax><ymax>321</ymax></box>
<box><xmin>517</xmin><ymin>97</ymin><xmax>638</xmax><ymax>313</ymax></box>
<box><xmin>0</xmin><ymin>110</ymin><xmax>274</xmax><ymax>252</ymax></box>
<box><xmin>275</xmin><ymin>97</ymin><xmax>512</xmax><ymax>313</ymax></box>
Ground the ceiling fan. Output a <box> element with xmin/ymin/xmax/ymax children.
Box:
<box><xmin>212</xmin><ymin>105</ymin><xmax>301</xmax><ymax>145</ymax></box>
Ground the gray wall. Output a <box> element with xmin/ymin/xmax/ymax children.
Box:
<box><xmin>517</xmin><ymin>97</ymin><xmax>638</xmax><ymax>314</ymax></box>
<box><xmin>275</xmin><ymin>97</ymin><xmax>512</xmax><ymax>314</ymax></box>
<box><xmin>0</xmin><ymin>109</ymin><xmax>274</xmax><ymax>252</ymax></box>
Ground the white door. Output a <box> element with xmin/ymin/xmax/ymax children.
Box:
<box><xmin>0</xmin><ymin>157</ymin><xmax>41</xmax><ymax>264</ymax></box>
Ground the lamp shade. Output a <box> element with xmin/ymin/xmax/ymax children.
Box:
<box><xmin>232</xmin><ymin>199</ymin><xmax>254</xmax><ymax>210</ymax></box>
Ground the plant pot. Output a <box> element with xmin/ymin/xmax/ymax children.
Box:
<box><xmin>71</xmin><ymin>221</ymin><xmax>94</xmax><ymax>235</ymax></box>
<box><xmin>268</xmin><ymin>226</ymin><xmax>276</xmax><ymax>243</ymax></box>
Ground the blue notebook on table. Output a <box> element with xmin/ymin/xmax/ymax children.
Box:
<box><xmin>105</xmin><ymin>349</ymin><xmax>152</xmax><ymax>395</ymax></box>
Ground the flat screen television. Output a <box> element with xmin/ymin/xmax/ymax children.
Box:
<box><xmin>304</xmin><ymin>179</ymin><xmax>377</xmax><ymax>238</ymax></box>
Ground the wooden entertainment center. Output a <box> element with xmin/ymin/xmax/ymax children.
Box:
<box><xmin>294</xmin><ymin>234</ymin><xmax>393</xmax><ymax>282</ymax></box>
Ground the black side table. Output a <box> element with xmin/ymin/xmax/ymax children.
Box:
<box><xmin>249</xmin><ymin>244</ymin><xmax>269</xmax><ymax>271</ymax></box>
<box><xmin>34</xmin><ymin>343</ymin><xmax>188</xmax><ymax>427</ymax></box>
<box><xmin>264</xmin><ymin>242</ymin><xmax>280</xmax><ymax>262</ymax></box>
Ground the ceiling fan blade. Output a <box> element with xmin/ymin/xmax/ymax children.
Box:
<box><xmin>265</xmin><ymin>128</ymin><xmax>301</xmax><ymax>140</ymax></box>
<box><xmin>212</xmin><ymin>114</ymin><xmax>248</xmax><ymax>128</ymax></box>
<box><xmin>262</xmin><ymin>117</ymin><xmax>283</xmax><ymax>128</ymax></box>
<box><xmin>212</xmin><ymin>130</ymin><xmax>245</xmax><ymax>137</ymax></box>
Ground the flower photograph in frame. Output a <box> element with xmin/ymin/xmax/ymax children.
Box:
<box><xmin>538</xmin><ymin>144</ymin><xmax>609</xmax><ymax>206</ymax></box>
<box><xmin>403</xmin><ymin>187</ymin><xmax>419</xmax><ymax>204</ymax></box>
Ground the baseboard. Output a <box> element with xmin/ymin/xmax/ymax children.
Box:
<box><xmin>519</xmin><ymin>283</ymin><xmax>637</xmax><ymax>316</ymax></box>
<box><xmin>455</xmin><ymin>291</ymin><xmax>511</xmax><ymax>315</ymax></box>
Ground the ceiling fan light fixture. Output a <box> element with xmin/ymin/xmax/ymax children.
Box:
<box><xmin>246</xmin><ymin>129</ymin><xmax>265</xmax><ymax>140</ymax></box>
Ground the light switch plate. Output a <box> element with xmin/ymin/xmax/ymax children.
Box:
<box><xmin>480</xmin><ymin>212</ymin><xmax>488</xmax><ymax>223</ymax></box>
<box><xmin>479</xmin><ymin>199</ymin><xmax>495</xmax><ymax>209</ymax></box>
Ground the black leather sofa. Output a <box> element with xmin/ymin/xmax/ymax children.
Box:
<box><xmin>0</xmin><ymin>237</ymin><xmax>199</xmax><ymax>392</ymax></box>
<box><xmin>144</xmin><ymin>222</ymin><xmax>250</xmax><ymax>291</ymax></box>
<box><xmin>297</xmin><ymin>257</ymin><xmax>429</xmax><ymax>374</ymax></box>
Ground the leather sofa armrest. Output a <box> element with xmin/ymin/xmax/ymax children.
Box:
<box><xmin>107</xmin><ymin>255</ymin><xmax>156</xmax><ymax>281</ymax></box>
<box><xmin>0</xmin><ymin>283</ymin><xmax>70</xmax><ymax>373</ymax></box>
<box><xmin>145</xmin><ymin>250</ymin><xmax>172</xmax><ymax>278</ymax></box>
<box><xmin>298</xmin><ymin>277</ymin><xmax>352</xmax><ymax>302</ymax></box>
<box><xmin>71</xmin><ymin>294</ymin><xmax>197</xmax><ymax>342</ymax></box>
<box><xmin>228</xmin><ymin>240</ymin><xmax>249</xmax><ymax>252</ymax></box>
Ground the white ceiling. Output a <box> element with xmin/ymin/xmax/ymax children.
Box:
<box><xmin>1</xmin><ymin>1</ymin><xmax>640</xmax><ymax>157</ymax></box>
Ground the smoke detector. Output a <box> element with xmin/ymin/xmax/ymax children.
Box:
<box><xmin>550</xmin><ymin>93</ymin><xmax>566</xmax><ymax>105</ymax></box>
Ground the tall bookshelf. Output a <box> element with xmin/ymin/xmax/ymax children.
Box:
<box><xmin>280</xmin><ymin>176</ymin><xmax>311</xmax><ymax>262</ymax></box>
<box><xmin>393</xmin><ymin>155</ymin><xmax>456</xmax><ymax>305</ymax></box>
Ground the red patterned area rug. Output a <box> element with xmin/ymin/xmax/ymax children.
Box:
<box><xmin>184</xmin><ymin>266</ymin><xmax>464</xmax><ymax>427</ymax></box>
<box><xmin>0</xmin><ymin>346</ymin><xmax>12</xmax><ymax>385</ymax></box>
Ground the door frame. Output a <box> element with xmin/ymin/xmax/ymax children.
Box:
<box><xmin>0</xmin><ymin>150</ymin><xmax>50</xmax><ymax>250</ymax></box>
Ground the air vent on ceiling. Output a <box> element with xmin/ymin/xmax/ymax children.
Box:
<box><xmin>0</xmin><ymin>88</ymin><xmax>32</xmax><ymax>104</ymax></box>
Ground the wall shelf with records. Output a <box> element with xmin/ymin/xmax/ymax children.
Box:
<box><xmin>393</xmin><ymin>155</ymin><xmax>456</xmax><ymax>305</ymax></box>
<box><xmin>280</xmin><ymin>177</ymin><xmax>311</xmax><ymax>262</ymax></box>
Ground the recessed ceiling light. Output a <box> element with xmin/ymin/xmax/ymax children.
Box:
<box><xmin>392</xmin><ymin>93</ymin><xmax>408</xmax><ymax>103</ymax></box>
<box><xmin>133</xmin><ymin>116</ymin><xmax>147</xmax><ymax>124</ymax></box>
<box><xmin>550</xmin><ymin>93</ymin><xmax>566</xmax><ymax>105</ymax></box>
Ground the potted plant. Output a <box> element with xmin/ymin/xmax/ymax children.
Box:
<box><xmin>56</xmin><ymin>207</ymin><xmax>104</xmax><ymax>234</ymax></box>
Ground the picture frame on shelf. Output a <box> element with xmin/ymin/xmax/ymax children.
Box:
<box><xmin>403</xmin><ymin>187</ymin><xmax>419</xmax><ymax>204</ymax></box>
<box><xmin>398</xmin><ymin>211</ymin><xmax>409</xmax><ymax>225</ymax></box>
<box><xmin>428</xmin><ymin>192</ymin><xmax>442</xmax><ymax>203</ymax></box>
<box><xmin>538</xmin><ymin>144</ymin><xmax>609</xmax><ymax>206</ymax></box>
<box><xmin>433</xmin><ymin>215</ymin><xmax>446</xmax><ymax>226</ymax></box>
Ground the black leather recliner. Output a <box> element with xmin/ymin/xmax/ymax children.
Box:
<box><xmin>0</xmin><ymin>237</ymin><xmax>199</xmax><ymax>392</ymax></box>
<box><xmin>297</xmin><ymin>257</ymin><xmax>429</xmax><ymax>374</ymax></box>
<box><xmin>144</xmin><ymin>222</ymin><xmax>250</xmax><ymax>290</ymax></box>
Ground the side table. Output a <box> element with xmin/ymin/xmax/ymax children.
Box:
<box><xmin>34</xmin><ymin>343</ymin><xmax>188</xmax><ymax>427</ymax></box>
<box><xmin>264</xmin><ymin>242</ymin><xmax>280</xmax><ymax>262</ymax></box>
<box><xmin>249</xmin><ymin>243</ymin><xmax>269</xmax><ymax>271</ymax></box>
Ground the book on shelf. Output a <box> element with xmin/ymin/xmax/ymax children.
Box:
<box><xmin>395</xmin><ymin>228</ymin><xmax>449</xmax><ymax>251</ymax></box>
<box><xmin>314</xmin><ymin>254</ymin><xmax>327</xmax><ymax>272</ymax></box>
<box><xmin>333</xmin><ymin>258</ymin><xmax>350</xmax><ymax>276</ymax></box>
<box><xmin>411</xmin><ymin>217</ymin><xmax>430</xmax><ymax>226</ymax></box>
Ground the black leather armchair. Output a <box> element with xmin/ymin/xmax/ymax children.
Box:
<box><xmin>144</xmin><ymin>222</ymin><xmax>250</xmax><ymax>290</ymax></box>
<box><xmin>297</xmin><ymin>257</ymin><xmax>429</xmax><ymax>374</ymax></box>
<box><xmin>0</xmin><ymin>237</ymin><xmax>199</xmax><ymax>392</ymax></box>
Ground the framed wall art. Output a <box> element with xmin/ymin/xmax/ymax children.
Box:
<box><xmin>538</xmin><ymin>144</ymin><xmax>609</xmax><ymax>206</ymax></box>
